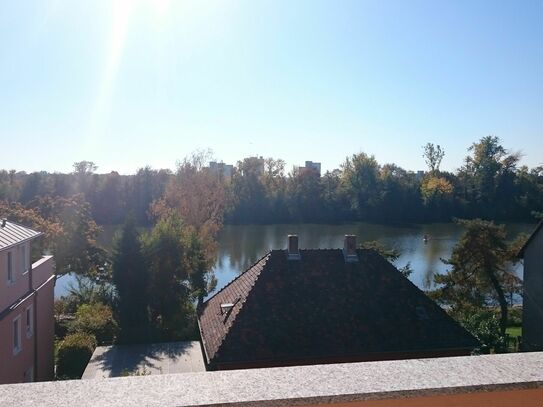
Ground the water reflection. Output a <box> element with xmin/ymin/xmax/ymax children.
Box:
<box><xmin>55</xmin><ymin>222</ymin><xmax>534</xmax><ymax>298</ymax></box>
<box><xmin>213</xmin><ymin>222</ymin><xmax>533</xmax><ymax>294</ymax></box>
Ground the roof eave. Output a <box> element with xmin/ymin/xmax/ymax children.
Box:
<box><xmin>196</xmin><ymin>317</ymin><xmax>213</xmax><ymax>366</ymax></box>
<box><xmin>209</xmin><ymin>346</ymin><xmax>478</xmax><ymax>369</ymax></box>
<box><xmin>0</xmin><ymin>232</ymin><xmax>43</xmax><ymax>254</ymax></box>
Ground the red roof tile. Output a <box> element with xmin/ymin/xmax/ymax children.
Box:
<box><xmin>198</xmin><ymin>249</ymin><xmax>478</xmax><ymax>369</ymax></box>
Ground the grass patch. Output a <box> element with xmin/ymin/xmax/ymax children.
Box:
<box><xmin>506</xmin><ymin>326</ymin><xmax>522</xmax><ymax>337</ymax></box>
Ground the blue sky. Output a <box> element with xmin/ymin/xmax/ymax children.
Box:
<box><xmin>1</xmin><ymin>1</ymin><xmax>542</xmax><ymax>174</ymax></box>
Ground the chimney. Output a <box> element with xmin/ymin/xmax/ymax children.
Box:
<box><xmin>287</xmin><ymin>234</ymin><xmax>301</xmax><ymax>260</ymax></box>
<box><xmin>343</xmin><ymin>234</ymin><xmax>358</xmax><ymax>262</ymax></box>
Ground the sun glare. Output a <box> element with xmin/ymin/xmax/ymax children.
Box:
<box><xmin>151</xmin><ymin>0</ymin><xmax>171</xmax><ymax>17</ymax></box>
<box><xmin>114</xmin><ymin>0</ymin><xmax>171</xmax><ymax>19</ymax></box>
<box><xmin>89</xmin><ymin>0</ymin><xmax>172</xmax><ymax>142</ymax></box>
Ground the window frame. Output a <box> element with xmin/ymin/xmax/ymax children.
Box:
<box><xmin>13</xmin><ymin>315</ymin><xmax>22</xmax><ymax>355</ymax></box>
<box><xmin>26</xmin><ymin>305</ymin><xmax>34</xmax><ymax>338</ymax></box>
<box><xmin>7</xmin><ymin>250</ymin><xmax>15</xmax><ymax>285</ymax></box>
<box><xmin>21</xmin><ymin>243</ymin><xmax>29</xmax><ymax>275</ymax></box>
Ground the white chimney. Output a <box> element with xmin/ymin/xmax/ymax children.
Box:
<box><xmin>287</xmin><ymin>234</ymin><xmax>301</xmax><ymax>260</ymax></box>
<box><xmin>343</xmin><ymin>235</ymin><xmax>358</xmax><ymax>262</ymax></box>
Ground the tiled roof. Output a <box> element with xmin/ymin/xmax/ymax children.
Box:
<box><xmin>198</xmin><ymin>248</ymin><xmax>479</xmax><ymax>368</ymax></box>
<box><xmin>198</xmin><ymin>253</ymin><xmax>270</xmax><ymax>364</ymax></box>
<box><xmin>0</xmin><ymin>220</ymin><xmax>42</xmax><ymax>252</ymax></box>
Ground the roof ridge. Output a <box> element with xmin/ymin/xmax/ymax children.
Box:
<box><xmin>1</xmin><ymin>219</ymin><xmax>42</xmax><ymax>234</ymax></box>
<box><xmin>202</xmin><ymin>251</ymin><xmax>272</xmax><ymax>305</ymax></box>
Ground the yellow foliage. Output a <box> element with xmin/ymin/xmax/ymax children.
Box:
<box><xmin>421</xmin><ymin>176</ymin><xmax>453</xmax><ymax>202</ymax></box>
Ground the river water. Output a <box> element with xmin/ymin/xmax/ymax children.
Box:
<box><xmin>55</xmin><ymin>222</ymin><xmax>535</xmax><ymax>298</ymax></box>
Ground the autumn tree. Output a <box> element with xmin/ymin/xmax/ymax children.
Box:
<box><xmin>37</xmin><ymin>195</ymin><xmax>108</xmax><ymax>280</ymax></box>
<box><xmin>420</xmin><ymin>175</ymin><xmax>455</xmax><ymax>220</ymax></box>
<box><xmin>431</xmin><ymin>219</ymin><xmax>522</xmax><ymax>338</ymax></box>
<box><xmin>0</xmin><ymin>200</ymin><xmax>62</xmax><ymax>261</ymax></box>
<box><xmin>3</xmin><ymin>195</ymin><xmax>108</xmax><ymax>280</ymax></box>
<box><xmin>151</xmin><ymin>150</ymin><xmax>227</xmax><ymax>261</ymax></box>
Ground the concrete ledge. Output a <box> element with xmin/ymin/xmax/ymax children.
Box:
<box><xmin>32</xmin><ymin>255</ymin><xmax>54</xmax><ymax>288</ymax></box>
<box><xmin>1</xmin><ymin>352</ymin><xmax>542</xmax><ymax>407</ymax></box>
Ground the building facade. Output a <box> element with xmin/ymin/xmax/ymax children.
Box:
<box><xmin>208</xmin><ymin>161</ymin><xmax>234</xmax><ymax>180</ymax></box>
<box><xmin>0</xmin><ymin>220</ymin><xmax>55</xmax><ymax>384</ymax></box>
<box><xmin>519</xmin><ymin>220</ymin><xmax>543</xmax><ymax>351</ymax></box>
<box><xmin>298</xmin><ymin>161</ymin><xmax>322</xmax><ymax>176</ymax></box>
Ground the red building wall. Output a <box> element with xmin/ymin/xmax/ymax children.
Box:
<box><xmin>0</xmin><ymin>256</ymin><xmax>55</xmax><ymax>384</ymax></box>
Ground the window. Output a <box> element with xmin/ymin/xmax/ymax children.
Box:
<box><xmin>21</xmin><ymin>244</ymin><xmax>29</xmax><ymax>274</ymax></box>
<box><xmin>13</xmin><ymin>316</ymin><xmax>21</xmax><ymax>355</ymax></box>
<box><xmin>26</xmin><ymin>306</ymin><xmax>33</xmax><ymax>338</ymax></box>
<box><xmin>7</xmin><ymin>251</ymin><xmax>14</xmax><ymax>284</ymax></box>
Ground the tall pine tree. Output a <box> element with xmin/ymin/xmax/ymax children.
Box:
<box><xmin>112</xmin><ymin>216</ymin><xmax>149</xmax><ymax>343</ymax></box>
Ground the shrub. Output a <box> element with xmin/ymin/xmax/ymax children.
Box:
<box><xmin>55</xmin><ymin>317</ymin><xmax>73</xmax><ymax>340</ymax></box>
<box><xmin>56</xmin><ymin>332</ymin><xmax>97</xmax><ymax>379</ymax></box>
<box><xmin>70</xmin><ymin>303</ymin><xmax>119</xmax><ymax>345</ymax></box>
<box><xmin>462</xmin><ymin>311</ymin><xmax>506</xmax><ymax>354</ymax></box>
<box><xmin>508</xmin><ymin>307</ymin><xmax>522</xmax><ymax>327</ymax></box>
<box><xmin>54</xmin><ymin>298</ymin><xmax>67</xmax><ymax>317</ymax></box>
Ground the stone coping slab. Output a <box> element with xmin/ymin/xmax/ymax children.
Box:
<box><xmin>1</xmin><ymin>352</ymin><xmax>542</xmax><ymax>407</ymax></box>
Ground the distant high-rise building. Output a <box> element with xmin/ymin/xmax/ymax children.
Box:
<box><xmin>207</xmin><ymin>161</ymin><xmax>234</xmax><ymax>180</ymax></box>
<box><xmin>299</xmin><ymin>161</ymin><xmax>321</xmax><ymax>176</ymax></box>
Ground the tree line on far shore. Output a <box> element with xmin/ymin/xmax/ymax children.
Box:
<box><xmin>1</xmin><ymin>136</ymin><xmax>542</xmax><ymax>227</ymax></box>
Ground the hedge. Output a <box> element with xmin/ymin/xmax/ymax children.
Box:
<box><xmin>56</xmin><ymin>332</ymin><xmax>97</xmax><ymax>379</ymax></box>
